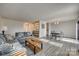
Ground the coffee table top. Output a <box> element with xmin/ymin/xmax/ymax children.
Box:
<box><xmin>26</xmin><ymin>37</ymin><xmax>41</xmax><ymax>47</ymax></box>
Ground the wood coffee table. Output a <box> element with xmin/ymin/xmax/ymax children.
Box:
<box><xmin>25</xmin><ymin>37</ymin><xmax>43</xmax><ymax>54</ymax></box>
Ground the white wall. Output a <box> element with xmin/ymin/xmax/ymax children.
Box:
<box><xmin>0</xmin><ymin>17</ymin><xmax>25</xmax><ymax>35</ymax></box>
<box><xmin>49</xmin><ymin>20</ymin><xmax>77</xmax><ymax>39</ymax></box>
<box><xmin>39</xmin><ymin>21</ymin><xmax>46</xmax><ymax>38</ymax></box>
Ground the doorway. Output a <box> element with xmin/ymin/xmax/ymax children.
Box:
<box><xmin>46</xmin><ymin>23</ymin><xmax>49</xmax><ymax>37</ymax></box>
<box><xmin>77</xmin><ymin>21</ymin><xmax>79</xmax><ymax>40</ymax></box>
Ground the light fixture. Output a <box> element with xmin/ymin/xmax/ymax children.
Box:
<box><xmin>54</xmin><ymin>21</ymin><xmax>59</xmax><ymax>24</ymax></box>
<box><xmin>1</xmin><ymin>26</ymin><xmax>8</xmax><ymax>35</ymax></box>
<box><xmin>56</xmin><ymin>21</ymin><xmax>59</xmax><ymax>24</ymax></box>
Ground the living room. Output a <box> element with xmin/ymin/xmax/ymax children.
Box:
<box><xmin>0</xmin><ymin>3</ymin><xmax>79</xmax><ymax>56</ymax></box>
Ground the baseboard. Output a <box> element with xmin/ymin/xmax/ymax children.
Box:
<box><xmin>59</xmin><ymin>38</ymin><xmax>79</xmax><ymax>44</ymax></box>
<box><xmin>62</xmin><ymin>36</ymin><xmax>76</xmax><ymax>39</ymax></box>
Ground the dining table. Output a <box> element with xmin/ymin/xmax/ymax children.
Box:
<box><xmin>51</xmin><ymin>32</ymin><xmax>60</xmax><ymax>40</ymax></box>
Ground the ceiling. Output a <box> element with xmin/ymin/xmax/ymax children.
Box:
<box><xmin>0</xmin><ymin>3</ymin><xmax>79</xmax><ymax>22</ymax></box>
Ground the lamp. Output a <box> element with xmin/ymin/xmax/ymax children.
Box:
<box><xmin>1</xmin><ymin>26</ymin><xmax>8</xmax><ymax>35</ymax></box>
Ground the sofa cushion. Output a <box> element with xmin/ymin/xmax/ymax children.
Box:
<box><xmin>0</xmin><ymin>34</ymin><xmax>6</xmax><ymax>42</ymax></box>
<box><xmin>5</xmin><ymin>34</ymin><xmax>15</xmax><ymax>43</ymax></box>
<box><xmin>0</xmin><ymin>43</ymin><xmax>13</xmax><ymax>55</ymax></box>
<box><xmin>0</xmin><ymin>38</ymin><xmax>4</xmax><ymax>45</ymax></box>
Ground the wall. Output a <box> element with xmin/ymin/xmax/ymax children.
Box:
<box><xmin>0</xmin><ymin>17</ymin><xmax>25</xmax><ymax>35</ymax></box>
<box><xmin>49</xmin><ymin>20</ymin><xmax>77</xmax><ymax>39</ymax></box>
<box><xmin>39</xmin><ymin>21</ymin><xmax>46</xmax><ymax>38</ymax></box>
<box><xmin>24</xmin><ymin>22</ymin><xmax>34</xmax><ymax>32</ymax></box>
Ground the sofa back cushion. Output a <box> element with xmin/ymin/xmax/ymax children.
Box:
<box><xmin>0</xmin><ymin>34</ymin><xmax>6</xmax><ymax>42</ymax></box>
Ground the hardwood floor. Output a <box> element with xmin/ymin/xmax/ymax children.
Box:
<box><xmin>35</xmin><ymin>38</ymin><xmax>79</xmax><ymax>56</ymax></box>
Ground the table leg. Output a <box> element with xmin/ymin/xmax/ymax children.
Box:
<box><xmin>34</xmin><ymin>46</ymin><xmax>36</xmax><ymax>54</ymax></box>
<box><xmin>41</xmin><ymin>43</ymin><xmax>43</xmax><ymax>49</ymax></box>
<box><xmin>25</xmin><ymin>41</ymin><xmax>27</xmax><ymax>46</ymax></box>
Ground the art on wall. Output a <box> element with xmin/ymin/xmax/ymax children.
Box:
<box><xmin>41</xmin><ymin>24</ymin><xmax>45</xmax><ymax>29</ymax></box>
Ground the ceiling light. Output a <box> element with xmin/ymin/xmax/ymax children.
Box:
<box><xmin>56</xmin><ymin>21</ymin><xmax>59</xmax><ymax>24</ymax></box>
<box><xmin>54</xmin><ymin>21</ymin><xmax>59</xmax><ymax>24</ymax></box>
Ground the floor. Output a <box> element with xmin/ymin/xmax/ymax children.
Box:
<box><xmin>12</xmin><ymin>41</ymin><xmax>34</xmax><ymax>56</ymax></box>
<box><xmin>35</xmin><ymin>37</ymin><xmax>79</xmax><ymax>56</ymax></box>
<box><xmin>11</xmin><ymin>37</ymin><xmax>79</xmax><ymax>56</ymax></box>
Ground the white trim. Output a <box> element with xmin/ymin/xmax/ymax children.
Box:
<box><xmin>76</xmin><ymin>22</ymin><xmax>78</xmax><ymax>40</ymax></box>
<box><xmin>60</xmin><ymin>38</ymin><xmax>79</xmax><ymax>44</ymax></box>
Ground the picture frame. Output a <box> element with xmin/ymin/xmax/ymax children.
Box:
<box><xmin>42</xmin><ymin>24</ymin><xmax>45</xmax><ymax>29</ymax></box>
